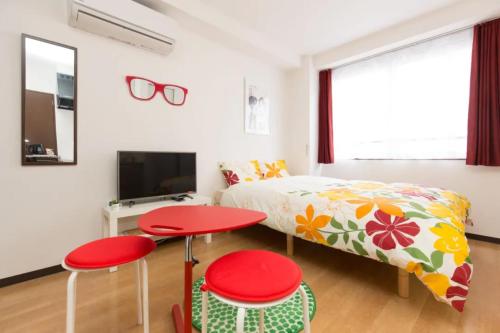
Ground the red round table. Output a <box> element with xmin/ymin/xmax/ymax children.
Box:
<box><xmin>138</xmin><ymin>205</ymin><xmax>267</xmax><ymax>333</ymax></box>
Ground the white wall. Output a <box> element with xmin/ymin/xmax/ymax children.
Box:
<box><xmin>284</xmin><ymin>57</ymin><xmax>310</xmax><ymax>175</ymax></box>
<box><xmin>286</xmin><ymin>0</ymin><xmax>500</xmax><ymax>239</ymax></box>
<box><xmin>26</xmin><ymin>56</ymin><xmax>57</xmax><ymax>93</ymax></box>
<box><xmin>0</xmin><ymin>0</ymin><xmax>288</xmax><ymax>278</ymax></box>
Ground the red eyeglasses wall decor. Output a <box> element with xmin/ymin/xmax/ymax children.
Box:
<box><xmin>125</xmin><ymin>75</ymin><xmax>188</xmax><ymax>106</ymax></box>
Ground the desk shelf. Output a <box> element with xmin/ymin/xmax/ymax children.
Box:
<box><xmin>102</xmin><ymin>194</ymin><xmax>213</xmax><ymax>272</ymax></box>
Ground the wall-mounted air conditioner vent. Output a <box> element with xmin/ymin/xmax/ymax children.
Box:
<box><xmin>68</xmin><ymin>0</ymin><xmax>177</xmax><ymax>55</ymax></box>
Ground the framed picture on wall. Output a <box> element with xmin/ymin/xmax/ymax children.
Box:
<box><xmin>244</xmin><ymin>78</ymin><xmax>270</xmax><ymax>135</ymax></box>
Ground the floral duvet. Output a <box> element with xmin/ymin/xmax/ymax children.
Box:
<box><xmin>219</xmin><ymin>176</ymin><xmax>473</xmax><ymax>312</ymax></box>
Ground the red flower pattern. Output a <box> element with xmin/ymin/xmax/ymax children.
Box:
<box><xmin>366</xmin><ymin>210</ymin><xmax>420</xmax><ymax>250</ymax></box>
<box><xmin>446</xmin><ymin>263</ymin><xmax>472</xmax><ymax>312</ymax></box>
<box><xmin>222</xmin><ymin>170</ymin><xmax>240</xmax><ymax>186</ymax></box>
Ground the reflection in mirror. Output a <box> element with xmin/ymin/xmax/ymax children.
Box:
<box><xmin>164</xmin><ymin>86</ymin><xmax>186</xmax><ymax>105</ymax></box>
<box><xmin>129</xmin><ymin>78</ymin><xmax>155</xmax><ymax>100</ymax></box>
<box><xmin>22</xmin><ymin>35</ymin><xmax>77</xmax><ymax>165</ymax></box>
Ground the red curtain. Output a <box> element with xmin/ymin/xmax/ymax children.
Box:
<box><xmin>466</xmin><ymin>18</ymin><xmax>500</xmax><ymax>166</ymax></box>
<box><xmin>318</xmin><ymin>69</ymin><xmax>334</xmax><ymax>164</ymax></box>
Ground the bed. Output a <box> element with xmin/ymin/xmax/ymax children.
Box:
<box><xmin>217</xmin><ymin>175</ymin><xmax>473</xmax><ymax>312</ymax></box>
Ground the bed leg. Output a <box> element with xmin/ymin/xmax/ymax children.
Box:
<box><xmin>398</xmin><ymin>268</ymin><xmax>409</xmax><ymax>298</ymax></box>
<box><xmin>286</xmin><ymin>234</ymin><xmax>294</xmax><ymax>257</ymax></box>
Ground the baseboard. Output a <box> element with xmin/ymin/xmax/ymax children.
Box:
<box><xmin>466</xmin><ymin>232</ymin><xmax>500</xmax><ymax>244</ymax></box>
<box><xmin>0</xmin><ymin>265</ymin><xmax>64</xmax><ymax>288</ymax></box>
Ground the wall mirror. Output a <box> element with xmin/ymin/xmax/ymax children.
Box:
<box><xmin>22</xmin><ymin>34</ymin><xmax>77</xmax><ymax>165</ymax></box>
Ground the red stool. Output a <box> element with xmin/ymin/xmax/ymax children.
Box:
<box><xmin>201</xmin><ymin>250</ymin><xmax>311</xmax><ymax>333</ymax></box>
<box><xmin>62</xmin><ymin>236</ymin><xmax>156</xmax><ymax>333</ymax></box>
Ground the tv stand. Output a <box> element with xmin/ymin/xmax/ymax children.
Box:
<box><xmin>102</xmin><ymin>194</ymin><xmax>212</xmax><ymax>272</ymax></box>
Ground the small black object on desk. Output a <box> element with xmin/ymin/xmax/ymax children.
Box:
<box><xmin>170</xmin><ymin>193</ymin><xmax>194</xmax><ymax>202</ymax></box>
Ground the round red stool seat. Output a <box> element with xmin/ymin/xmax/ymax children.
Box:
<box><xmin>64</xmin><ymin>236</ymin><xmax>156</xmax><ymax>269</ymax></box>
<box><xmin>204</xmin><ymin>250</ymin><xmax>302</xmax><ymax>303</ymax></box>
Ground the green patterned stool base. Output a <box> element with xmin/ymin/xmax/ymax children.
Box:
<box><xmin>192</xmin><ymin>276</ymin><xmax>316</xmax><ymax>333</ymax></box>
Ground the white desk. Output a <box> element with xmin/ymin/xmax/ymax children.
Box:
<box><xmin>102</xmin><ymin>195</ymin><xmax>213</xmax><ymax>272</ymax></box>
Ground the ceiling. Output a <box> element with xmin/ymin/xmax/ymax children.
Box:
<box><xmin>203</xmin><ymin>0</ymin><xmax>462</xmax><ymax>55</ymax></box>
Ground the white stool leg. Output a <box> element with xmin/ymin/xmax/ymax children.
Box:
<box><xmin>299</xmin><ymin>286</ymin><xmax>310</xmax><ymax>333</ymax></box>
<box><xmin>136</xmin><ymin>260</ymin><xmax>143</xmax><ymax>325</ymax></box>
<box><xmin>141</xmin><ymin>259</ymin><xmax>150</xmax><ymax>333</ymax></box>
<box><xmin>236</xmin><ymin>307</ymin><xmax>246</xmax><ymax>333</ymax></box>
<box><xmin>66</xmin><ymin>271</ymin><xmax>79</xmax><ymax>333</ymax></box>
<box><xmin>201</xmin><ymin>291</ymin><xmax>208</xmax><ymax>333</ymax></box>
<box><xmin>259</xmin><ymin>308</ymin><xmax>265</xmax><ymax>333</ymax></box>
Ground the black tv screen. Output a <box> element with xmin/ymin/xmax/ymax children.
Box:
<box><xmin>118</xmin><ymin>151</ymin><xmax>196</xmax><ymax>201</ymax></box>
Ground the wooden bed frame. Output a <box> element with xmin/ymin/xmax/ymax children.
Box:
<box><xmin>286</xmin><ymin>234</ymin><xmax>409</xmax><ymax>298</ymax></box>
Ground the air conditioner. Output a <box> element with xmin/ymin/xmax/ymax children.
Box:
<box><xmin>67</xmin><ymin>0</ymin><xmax>177</xmax><ymax>55</ymax></box>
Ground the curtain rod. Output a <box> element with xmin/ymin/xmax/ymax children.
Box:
<box><xmin>331</xmin><ymin>16</ymin><xmax>499</xmax><ymax>71</ymax></box>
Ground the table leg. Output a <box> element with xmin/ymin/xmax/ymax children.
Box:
<box><xmin>172</xmin><ymin>305</ymin><xmax>184</xmax><ymax>333</ymax></box>
<box><xmin>172</xmin><ymin>236</ymin><xmax>193</xmax><ymax>333</ymax></box>
<box><xmin>184</xmin><ymin>259</ymin><xmax>193</xmax><ymax>332</ymax></box>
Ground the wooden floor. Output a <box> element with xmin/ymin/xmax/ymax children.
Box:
<box><xmin>1</xmin><ymin>225</ymin><xmax>499</xmax><ymax>333</ymax></box>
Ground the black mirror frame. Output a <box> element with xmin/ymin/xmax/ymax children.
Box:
<box><xmin>21</xmin><ymin>33</ymin><xmax>78</xmax><ymax>166</ymax></box>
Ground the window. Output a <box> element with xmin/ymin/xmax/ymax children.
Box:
<box><xmin>332</xmin><ymin>29</ymin><xmax>473</xmax><ymax>159</ymax></box>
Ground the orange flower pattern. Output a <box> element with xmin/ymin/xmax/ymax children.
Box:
<box><xmin>265</xmin><ymin>162</ymin><xmax>283</xmax><ymax>179</ymax></box>
<box><xmin>347</xmin><ymin>196</ymin><xmax>405</xmax><ymax>219</ymax></box>
<box><xmin>295</xmin><ymin>204</ymin><xmax>331</xmax><ymax>244</ymax></box>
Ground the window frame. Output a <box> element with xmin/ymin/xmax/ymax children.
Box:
<box><xmin>330</xmin><ymin>29</ymin><xmax>473</xmax><ymax>161</ymax></box>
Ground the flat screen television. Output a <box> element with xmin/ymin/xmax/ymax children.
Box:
<box><xmin>118</xmin><ymin>151</ymin><xmax>196</xmax><ymax>202</ymax></box>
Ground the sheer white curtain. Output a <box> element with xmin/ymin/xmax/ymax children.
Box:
<box><xmin>332</xmin><ymin>29</ymin><xmax>473</xmax><ymax>159</ymax></box>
